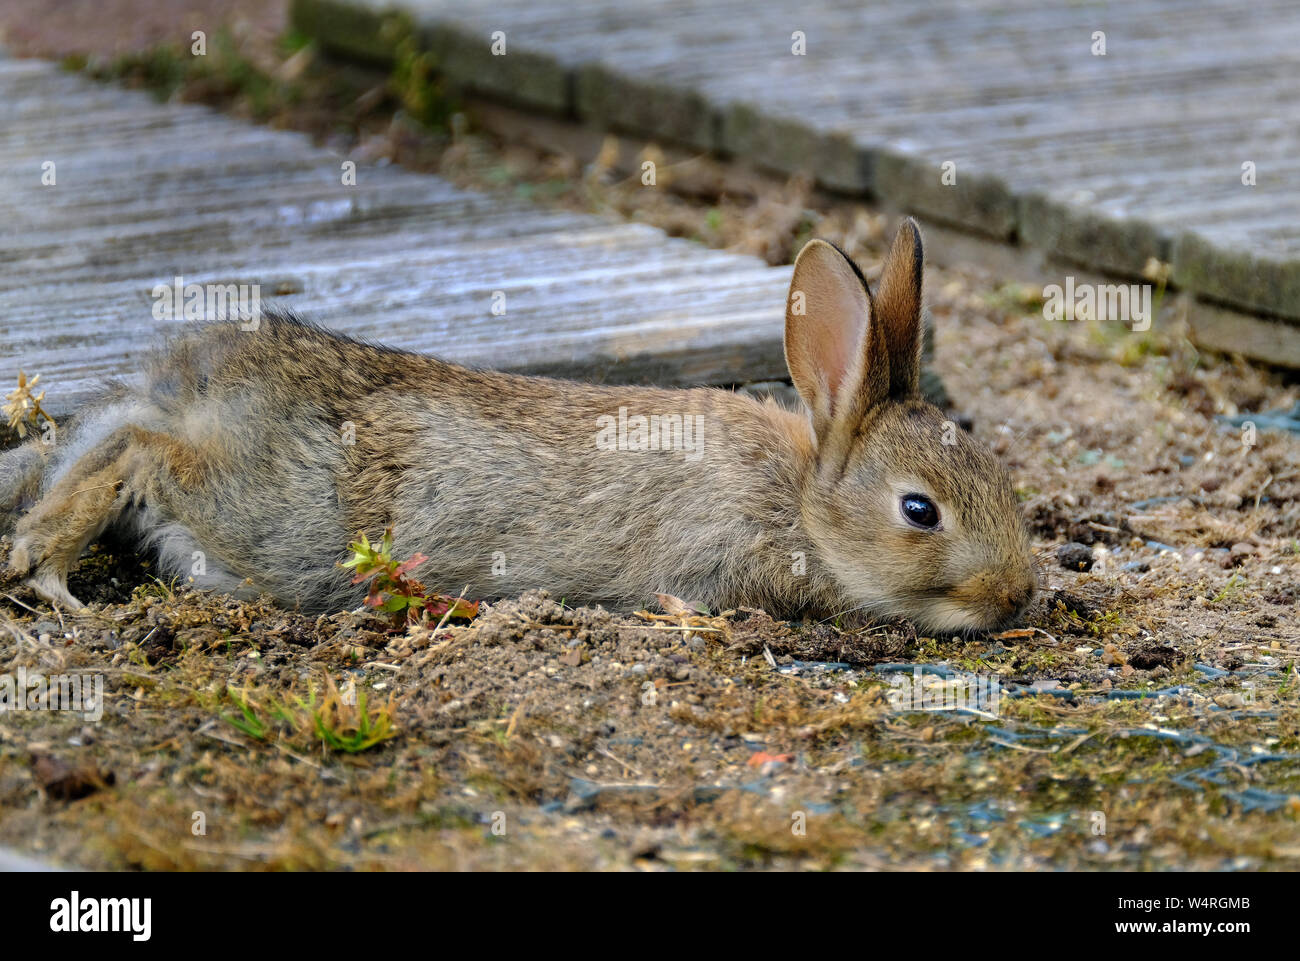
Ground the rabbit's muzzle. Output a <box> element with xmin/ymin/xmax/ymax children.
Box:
<box><xmin>934</xmin><ymin>564</ymin><xmax>1039</xmax><ymax>632</ymax></box>
<box><xmin>998</xmin><ymin>579</ymin><xmax>1037</xmax><ymax>623</ymax></box>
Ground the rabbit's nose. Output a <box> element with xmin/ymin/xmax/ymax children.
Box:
<box><xmin>1001</xmin><ymin>579</ymin><xmax>1036</xmax><ymax>616</ymax></box>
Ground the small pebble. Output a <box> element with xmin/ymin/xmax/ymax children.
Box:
<box><xmin>1228</xmin><ymin>542</ymin><xmax>1257</xmax><ymax>566</ymax></box>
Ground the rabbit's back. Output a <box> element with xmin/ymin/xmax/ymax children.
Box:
<box><xmin>51</xmin><ymin>313</ymin><xmax>813</xmax><ymax>613</ymax></box>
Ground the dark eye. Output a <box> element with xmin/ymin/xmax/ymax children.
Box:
<box><xmin>900</xmin><ymin>494</ymin><xmax>940</xmax><ymax>529</ymax></box>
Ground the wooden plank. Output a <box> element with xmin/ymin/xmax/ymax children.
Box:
<box><xmin>299</xmin><ymin>0</ymin><xmax>1300</xmax><ymax>324</ymax></box>
<box><xmin>0</xmin><ymin>59</ymin><xmax>793</xmax><ymax>416</ymax></box>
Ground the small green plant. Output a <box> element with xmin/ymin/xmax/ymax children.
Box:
<box><xmin>219</xmin><ymin>678</ymin><xmax>397</xmax><ymax>754</ymax></box>
<box><xmin>83</xmin><ymin>30</ymin><xmax>302</xmax><ymax>121</ymax></box>
<box><xmin>133</xmin><ymin>575</ymin><xmax>180</xmax><ymax>602</ymax></box>
<box><xmin>305</xmin><ymin>678</ymin><xmax>397</xmax><ymax>754</ymax></box>
<box><xmin>220</xmin><ymin>688</ymin><xmax>274</xmax><ymax>741</ymax></box>
<box><xmin>342</xmin><ymin>527</ymin><xmax>478</xmax><ymax>626</ymax></box>
<box><xmin>1085</xmin><ymin>609</ymin><xmax>1124</xmax><ymax>637</ymax></box>
<box><xmin>1210</xmin><ymin>573</ymin><xmax>1244</xmax><ymax>605</ymax></box>
<box><xmin>92</xmin><ymin>46</ymin><xmax>188</xmax><ymax>99</ymax></box>
<box><xmin>986</xmin><ymin>282</ymin><xmax>1045</xmax><ymax>316</ymax></box>
<box><xmin>388</xmin><ymin>16</ymin><xmax>454</xmax><ymax>129</ymax></box>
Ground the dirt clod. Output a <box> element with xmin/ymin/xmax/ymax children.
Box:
<box><xmin>1057</xmin><ymin>542</ymin><xmax>1095</xmax><ymax>572</ymax></box>
<box><xmin>1127</xmin><ymin>643</ymin><xmax>1184</xmax><ymax>671</ymax></box>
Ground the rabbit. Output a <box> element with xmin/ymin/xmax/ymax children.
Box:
<box><xmin>0</xmin><ymin>219</ymin><xmax>1038</xmax><ymax>632</ymax></box>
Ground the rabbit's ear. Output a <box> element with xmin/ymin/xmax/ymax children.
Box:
<box><xmin>872</xmin><ymin>218</ymin><xmax>924</xmax><ymax>398</ymax></box>
<box><xmin>784</xmin><ymin>240</ymin><xmax>890</xmax><ymax>447</ymax></box>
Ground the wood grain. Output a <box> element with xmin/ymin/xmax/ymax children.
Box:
<box><xmin>0</xmin><ymin>58</ymin><xmax>793</xmax><ymax>416</ymax></box>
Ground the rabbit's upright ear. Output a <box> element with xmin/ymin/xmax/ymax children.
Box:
<box><xmin>872</xmin><ymin>218</ymin><xmax>924</xmax><ymax>398</ymax></box>
<box><xmin>784</xmin><ymin>240</ymin><xmax>890</xmax><ymax>448</ymax></box>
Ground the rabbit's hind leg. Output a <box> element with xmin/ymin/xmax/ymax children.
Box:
<box><xmin>9</xmin><ymin>426</ymin><xmax>193</xmax><ymax>610</ymax></box>
<box><xmin>0</xmin><ymin>441</ymin><xmax>48</xmax><ymax>532</ymax></box>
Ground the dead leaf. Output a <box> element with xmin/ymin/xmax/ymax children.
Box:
<box><xmin>654</xmin><ymin>593</ymin><xmax>694</xmax><ymax>617</ymax></box>
<box><xmin>990</xmin><ymin>628</ymin><xmax>1035</xmax><ymax>642</ymax></box>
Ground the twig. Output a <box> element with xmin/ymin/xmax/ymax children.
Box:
<box><xmin>504</xmin><ymin>697</ymin><xmax>530</xmax><ymax>741</ymax></box>
<box><xmin>1087</xmin><ymin>521</ymin><xmax>1124</xmax><ymax>534</ymax></box>
<box><xmin>2</xmin><ymin>592</ymin><xmax>45</xmax><ymax>618</ymax></box>
<box><xmin>274</xmin><ymin>740</ymin><xmax>321</xmax><ymax>769</ymax></box>
<box><xmin>429</xmin><ymin>583</ymin><xmax>472</xmax><ymax>634</ymax></box>
<box><xmin>70</xmin><ymin>482</ymin><xmax>121</xmax><ymax>497</ymax></box>
<box><xmin>622</xmin><ymin>624</ymin><xmax>724</xmax><ymax>633</ymax></box>
<box><xmin>596</xmin><ymin>745</ymin><xmax>643</xmax><ymax>777</ymax></box>
<box><xmin>1253</xmin><ymin>474</ymin><xmax>1274</xmax><ymax>511</ymax></box>
<box><xmin>1060</xmin><ymin>731</ymin><xmax>1099</xmax><ymax>755</ymax></box>
<box><xmin>987</xmin><ymin>737</ymin><xmax>1056</xmax><ymax>754</ymax></box>
<box><xmin>195</xmin><ymin>720</ymin><xmax>255</xmax><ymax>750</ymax></box>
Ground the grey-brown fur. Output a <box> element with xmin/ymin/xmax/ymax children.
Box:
<box><xmin>2</xmin><ymin>221</ymin><xmax>1037</xmax><ymax>631</ymax></box>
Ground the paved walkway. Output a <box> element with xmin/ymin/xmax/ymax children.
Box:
<box><xmin>296</xmin><ymin>0</ymin><xmax>1300</xmax><ymax>332</ymax></box>
<box><xmin>0</xmin><ymin>56</ymin><xmax>790</xmax><ymax>416</ymax></box>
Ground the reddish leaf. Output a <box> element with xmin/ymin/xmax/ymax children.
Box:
<box><xmin>392</xmin><ymin>553</ymin><xmax>430</xmax><ymax>578</ymax></box>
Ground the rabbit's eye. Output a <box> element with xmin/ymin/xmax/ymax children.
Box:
<box><xmin>900</xmin><ymin>494</ymin><xmax>940</xmax><ymax>530</ymax></box>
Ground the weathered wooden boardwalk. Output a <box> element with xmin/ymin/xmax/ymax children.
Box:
<box><xmin>297</xmin><ymin>0</ymin><xmax>1300</xmax><ymax>336</ymax></box>
<box><xmin>0</xmin><ymin>57</ymin><xmax>790</xmax><ymax>416</ymax></box>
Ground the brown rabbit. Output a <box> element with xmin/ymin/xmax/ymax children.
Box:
<box><xmin>1</xmin><ymin>220</ymin><xmax>1037</xmax><ymax>631</ymax></box>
